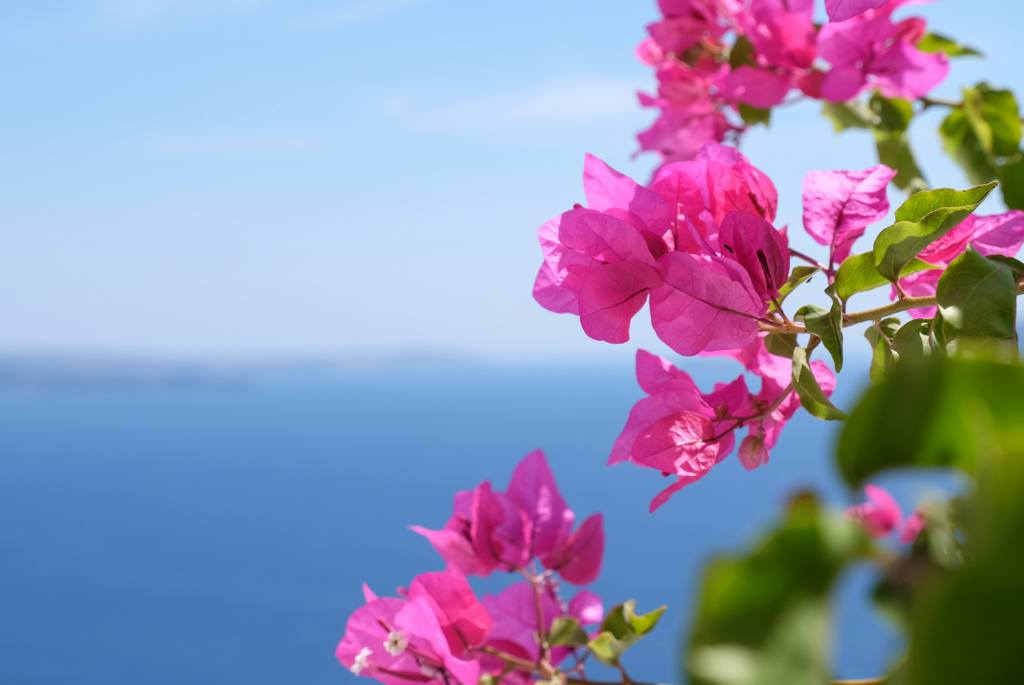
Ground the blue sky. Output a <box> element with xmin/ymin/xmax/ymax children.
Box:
<box><xmin>1</xmin><ymin>0</ymin><xmax>1020</xmax><ymax>362</ymax></box>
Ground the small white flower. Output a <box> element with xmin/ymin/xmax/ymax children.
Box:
<box><xmin>419</xmin><ymin>664</ymin><xmax>442</xmax><ymax>678</ymax></box>
<box><xmin>350</xmin><ymin>647</ymin><xmax>372</xmax><ymax>675</ymax></box>
<box><xmin>384</xmin><ymin>630</ymin><xmax>408</xmax><ymax>656</ymax></box>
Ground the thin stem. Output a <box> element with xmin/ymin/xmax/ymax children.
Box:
<box><xmin>920</xmin><ymin>96</ymin><xmax>960</xmax><ymax>109</ymax></box>
<box><xmin>789</xmin><ymin>248</ymin><xmax>827</xmax><ymax>271</ymax></box>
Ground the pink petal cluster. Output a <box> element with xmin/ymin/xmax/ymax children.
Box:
<box><xmin>802</xmin><ymin>164</ymin><xmax>897</xmax><ymax>266</ymax></box>
<box><xmin>892</xmin><ymin>211</ymin><xmax>1024</xmax><ymax>317</ymax></box>
<box><xmin>818</xmin><ymin>1</ymin><xmax>949</xmax><ymax>102</ymax></box>
<box><xmin>412</xmin><ymin>450</ymin><xmax>604</xmax><ymax>585</ymax></box>
<box><xmin>611</xmin><ymin>344</ymin><xmax>835</xmax><ymax>510</ymax></box>
<box><xmin>336</xmin><ymin>569</ymin><xmax>604</xmax><ymax>685</ymax></box>
<box><xmin>534</xmin><ymin>144</ymin><xmax>787</xmax><ymax>357</ymax></box>
<box><xmin>846</xmin><ymin>484</ymin><xmax>925</xmax><ymax>543</ymax></box>
<box><xmin>636</xmin><ymin>0</ymin><xmax>948</xmax><ymax>164</ymax></box>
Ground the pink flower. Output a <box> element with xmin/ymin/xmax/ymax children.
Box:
<box><xmin>802</xmin><ymin>165</ymin><xmax>896</xmax><ymax>265</ymax></box>
<box><xmin>892</xmin><ymin>211</ymin><xmax>1024</xmax><ymax>317</ymax></box>
<box><xmin>739</xmin><ymin>0</ymin><xmax>817</xmax><ymax>72</ymax></box>
<box><xmin>818</xmin><ymin>1</ymin><xmax>949</xmax><ymax>102</ymax></box>
<box><xmin>900</xmin><ymin>510</ymin><xmax>926</xmax><ymax>544</ymax></box>
<box><xmin>611</xmin><ymin>347</ymin><xmax>835</xmax><ymax>511</ymax></box>
<box><xmin>846</xmin><ymin>484</ymin><xmax>903</xmax><ymax>538</ymax></box>
<box><xmin>336</xmin><ymin>571</ymin><xmax>489</xmax><ymax>685</ymax></box>
<box><xmin>650</xmin><ymin>252</ymin><xmax>767</xmax><ymax>355</ymax></box>
<box><xmin>717</xmin><ymin>211</ymin><xmax>790</xmax><ymax>301</ymax></box>
<box><xmin>825</xmin><ymin>0</ymin><xmax>888</xmax><ymax>23</ymax></box>
<box><xmin>413</xmin><ymin>450</ymin><xmax>604</xmax><ymax>585</ymax></box>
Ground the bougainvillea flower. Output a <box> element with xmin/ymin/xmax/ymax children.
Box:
<box><xmin>413</xmin><ymin>451</ymin><xmax>604</xmax><ymax>585</ymax></box>
<box><xmin>893</xmin><ymin>211</ymin><xmax>1024</xmax><ymax>317</ymax></box>
<box><xmin>337</xmin><ymin>572</ymin><xmax>489</xmax><ymax>685</ymax></box>
<box><xmin>825</xmin><ymin>0</ymin><xmax>888</xmax><ymax>22</ymax></box>
<box><xmin>568</xmin><ymin>590</ymin><xmax>605</xmax><ymax>626</ymax></box>
<box><xmin>716</xmin><ymin>66</ymin><xmax>794</xmax><ymax>108</ymax></box>
<box><xmin>650</xmin><ymin>252</ymin><xmax>766</xmax><ymax>355</ymax></box>
<box><xmin>637</xmin><ymin>92</ymin><xmax>731</xmax><ymax>164</ymax></box>
<box><xmin>717</xmin><ymin>210</ymin><xmax>790</xmax><ymax>301</ymax></box>
<box><xmin>651</xmin><ymin>142</ymin><xmax>779</xmax><ymax>244</ymax></box>
<box><xmin>802</xmin><ymin>165</ymin><xmax>896</xmax><ymax>265</ymax></box>
<box><xmin>817</xmin><ymin>2</ymin><xmax>949</xmax><ymax>101</ymax></box>
<box><xmin>611</xmin><ymin>351</ymin><xmax>758</xmax><ymax>510</ymax></box>
<box><xmin>847</xmin><ymin>484</ymin><xmax>903</xmax><ymax>538</ymax></box>
<box><xmin>533</xmin><ymin>208</ymin><xmax>662</xmax><ymax>343</ymax></box>
<box><xmin>739</xmin><ymin>0</ymin><xmax>817</xmax><ymax>71</ymax></box>
<box><xmin>407</xmin><ymin>571</ymin><xmax>493</xmax><ymax>655</ymax></box>
<box><xmin>900</xmin><ymin>510</ymin><xmax>926</xmax><ymax>544</ymax></box>
<box><xmin>480</xmin><ymin>582</ymin><xmax>560</xmax><ymax>664</ymax></box>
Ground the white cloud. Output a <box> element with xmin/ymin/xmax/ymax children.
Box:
<box><xmin>376</xmin><ymin>78</ymin><xmax>641</xmax><ymax>130</ymax></box>
<box><xmin>289</xmin><ymin>0</ymin><xmax>422</xmax><ymax>30</ymax></box>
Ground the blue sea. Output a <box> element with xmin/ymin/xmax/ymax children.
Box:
<box><xmin>0</xmin><ymin>361</ymin><xmax>908</xmax><ymax>684</ymax></box>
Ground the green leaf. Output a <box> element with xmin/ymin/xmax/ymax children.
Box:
<box><xmin>836</xmin><ymin>356</ymin><xmax>1024</xmax><ymax>487</ymax></box>
<box><xmin>739</xmin><ymin>104</ymin><xmax>771</xmax><ymax>127</ymax></box>
<box><xmin>871</xmin><ymin>94</ymin><xmax>914</xmax><ymax>133</ymax></box>
<box><xmin>906</xmin><ymin>442</ymin><xmax>1024</xmax><ymax>685</ymax></box>
<box><xmin>548</xmin><ymin>617</ymin><xmax>589</xmax><ymax>647</ymax></box>
<box><xmin>917</xmin><ymin>32</ymin><xmax>982</xmax><ymax>57</ymax></box>
<box><xmin>997</xmin><ymin>156</ymin><xmax>1024</xmax><ymax>210</ymax></box>
<box><xmin>586</xmin><ymin>631</ymin><xmax>627</xmax><ymax>667</ymax></box>
<box><xmin>962</xmin><ymin>84</ymin><xmax>1022</xmax><ymax>158</ymax></box>
<box><xmin>764</xmin><ymin>332</ymin><xmax>798</xmax><ymax>359</ymax></box>
<box><xmin>864</xmin><ymin>318</ymin><xmax>901</xmax><ymax>382</ymax></box>
<box><xmin>728</xmin><ymin>36</ymin><xmax>756</xmax><ymax>69</ymax></box>
<box><xmin>891</xmin><ymin>319</ymin><xmax>937</xmax><ymax>362</ymax></box>
<box><xmin>587</xmin><ymin>600</ymin><xmax>666</xmax><ymax>666</ymax></box>
<box><xmin>834</xmin><ymin>252</ymin><xmax>935</xmax><ymax>302</ymax></box>
<box><xmin>822</xmin><ymin>101</ymin><xmax>875</xmax><ymax>132</ymax></box>
<box><xmin>986</xmin><ymin>254</ymin><xmax>1024</xmax><ymax>278</ymax></box>
<box><xmin>875</xmin><ymin>131</ymin><xmax>928</xmax><ymax>193</ymax></box>
<box><xmin>791</xmin><ymin>347</ymin><xmax>847</xmax><ymax>420</ymax></box>
<box><xmin>940</xmin><ymin>108</ymin><xmax>997</xmax><ymax>185</ymax></box>
<box><xmin>775</xmin><ymin>265</ymin><xmax>819</xmax><ymax>306</ymax></box>
<box><xmin>687</xmin><ymin>494</ymin><xmax>868</xmax><ymax>685</ymax></box>
<box><xmin>795</xmin><ymin>293</ymin><xmax>844</xmax><ymax>371</ymax></box>
<box><xmin>935</xmin><ymin>249</ymin><xmax>1018</xmax><ymax>349</ymax></box>
<box><xmin>872</xmin><ymin>182</ymin><xmax>998</xmax><ymax>282</ymax></box>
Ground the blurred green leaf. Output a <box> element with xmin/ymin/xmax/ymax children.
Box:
<box><xmin>962</xmin><ymin>84</ymin><xmax>1021</xmax><ymax>157</ymax></box>
<box><xmin>729</xmin><ymin>36</ymin><xmax>756</xmax><ymax>68</ymax></box>
<box><xmin>997</xmin><ymin>155</ymin><xmax>1024</xmax><ymax>209</ymax></box>
<box><xmin>791</xmin><ymin>348</ymin><xmax>846</xmax><ymax>420</ymax></box>
<box><xmin>834</xmin><ymin>252</ymin><xmax>934</xmax><ymax>302</ymax></box>
<box><xmin>775</xmin><ymin>266</ymin><xmax>819</xmax><ymax>306</ymax></box>
<box><xmin>906</xmin><ymin>444</ymin><xmax>1024</xmax><ymax>684</ymax></box>
<box><xmin>687</xmin><ymin>494</ymin><xmax>868</xmax><ymax>685</ymax></box>
<box><xmin>765</xmin><ymin>332</ymin><xmax>799</xmax><ymax>359</ymax></box>
<box><xmin>588</xmin><ymin>600</ymin><xmax>665</xmax><ymax>666</ymax></box>
<box><xmin>739</xmin><ymin>104</ymin><xmax>771</xmax><ymax>127</ymax></box>
<box><xmin>872</xmin><ymin>182</ymin><xmax>997</xmax><ymax>282</ymax></box>
<box><xmin>549</xmin><ymin>617</ymin><xmax>589</xmax><ymax>647</ymax></box>
<box><xmin>936</xmin><ymin>249</ymin><xmax>1018</xmax><ymax>349</ymax></box>
<box><xmin>875</xmin><ymin>131</ymin><xmax>928</xmax><ymax>193</ymax></box>
<box><xmin>822</xmin><ymin>101</ymin><xmax>875</xmax><ymax>132</ymax></box>
<box><xmin>940</xmin><ymin>108</ymin><xmax>997</xmax><ymax>185</ymax></box>
<box><xmin>891</xmin><ymin>319</ymin><xmax>937</xmax><ymax>362</ymax></box>
<box><xmin>864</xmin><ymin>318</ymin><xmax>901</xmax><ymax>381</ymax></box>
<box><xmin>917</xmin><ymin>32</ymin><xmax>981</xmax><ymax>57</ymax></box>
<box><xmin>871</xmin><ymin>94</ymin><xmax>914</xmax><ymax>133</ymax></box>
<box><xmin>837</xmin><ymin>357</ymin><xmax>1024</xmax><ymax>486</ymax></box>
<box><xmin>587</xmin><ymin>631</ymin><xmax>627</xmax><ymax>667</ymax></box>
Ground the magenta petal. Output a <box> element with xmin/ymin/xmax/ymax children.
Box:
<box><xmin>717</xmin><ymin>66</ymin><xmax>792</xmax><ymax>108</ymax></box>
<box><xmin>396</xmin><ymin>598</ymin><xmax>481</xmax><ymax>685</ymax></box>
<box><xmin>471</xmin><ymin>482</ymin><xmax>531</xmax><ymax>572</ymax></box>
<box><xmin>505</xmin><ymin>450</ymin><xmax>574</xmax><ymax>560</ymax></box>
<box><xmin>635</xmin><ymin>349</ymin><xmax>702</xmax><ymax>395</ymax></box>
<box><xmin>583</xmin><ymin>153</ymin><xmax>673</xmax><ymax>227</ymax></box>
<box><xmin>717</xmin><ymin>210</ymin><xmax>790</xmax><ymax>300</ymax></box>
<box><xmin>579</xmin><ymin>261</ymin><xmax>662</xmax><ymax>343</ymax></box>
<box><xmin>847</xmin><ymin>483</ymin><xmax>903</xmax><ymax>538</ymax></box>
<box><xmin>821</xmin><ymin>65</ymin><xmax>867</xmax><ymax>102</ymax></box>
<box><xmin>610</xmin><ymin>389</ymin><xmax>712</xmax><ymax>466</ymax></box>
<box><xmin>408</xmin><ymin>571</ymin><xmax>492</xmax><ymax>654</ymax></box>
<box><xmin>337</xmin><ymin>597</ymin><xmax>422</xmax><ymax>683</ymax></box>
<box><xmin>411</xmin><ymin>527</ymin><xmax>495</xmax><ymax>577</ymax></box>
<box><xmin>568</xmin><ymin>590</ymin><xmax>604</xmax><ymax>625</ymax></box>
<box><xmin>738</xmin><ymin>434</ymin><xmax>769</xmax><ymax>470</ymax></box>
<box><xmin>825</xmin><ymin>0</ymin><xmax>887</xmax><ymax>22</ymax></box>
<box><xmin>547</xmin><ymin>514</ymin><xmax>604</xmax><ymax>585</ymax></box>
<box><xmin>650</xmin><ymin>252</ymin><xmax>765</xmax><ymax>356</ymax></box>
<box><xmin>802</xmin><ymin>165</ymin><xmax>896</xmax><ymax>264</ymax></box>
<box><xmin>482</xmin><ymin>583</ymin><xmax>560</xmax><ymax>663</ymax></box>
<box><xmin>900</xmin><ymin>511</ymin><xmax>926</xmax><ymax>544</ymax></box>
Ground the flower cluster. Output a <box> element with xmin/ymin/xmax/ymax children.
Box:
<box><xmin>337</xmin><ymin>451</ymin><xmax>606</xmax><ymax>685</ymax></box>
<box><xmin>637</xmin><ymin>0</ymin><xmax>949</xmax><ymax>164</ymax></box>
<box><xmin>846</xmin><ymin>483</ymin><xmax>925</xmax><ymax>543</ymax></box>
<box><xmin>533</xmin><ymin>142</ymin><xmax>781</xmax><ymax>356</ymax></box>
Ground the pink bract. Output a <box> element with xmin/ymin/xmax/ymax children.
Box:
<box><xmin>802</xmin><ymin>165</ymin><xmax>896</xmax><ymax>265</ymax></box>
<box><xmin>825</xmin><ymin>0</ymin><xmax>888</xmax><ymax>22</ymax></box>
<box><xmin>847</xmin><ymin>484</ymin><xmax>903</xmax><ymax>538</ymax></box>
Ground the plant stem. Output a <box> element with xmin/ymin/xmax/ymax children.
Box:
<box><xmin>789</xmin><ymin>248</ymin><xmax>827</xmax><ymax>271</ymax></box>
